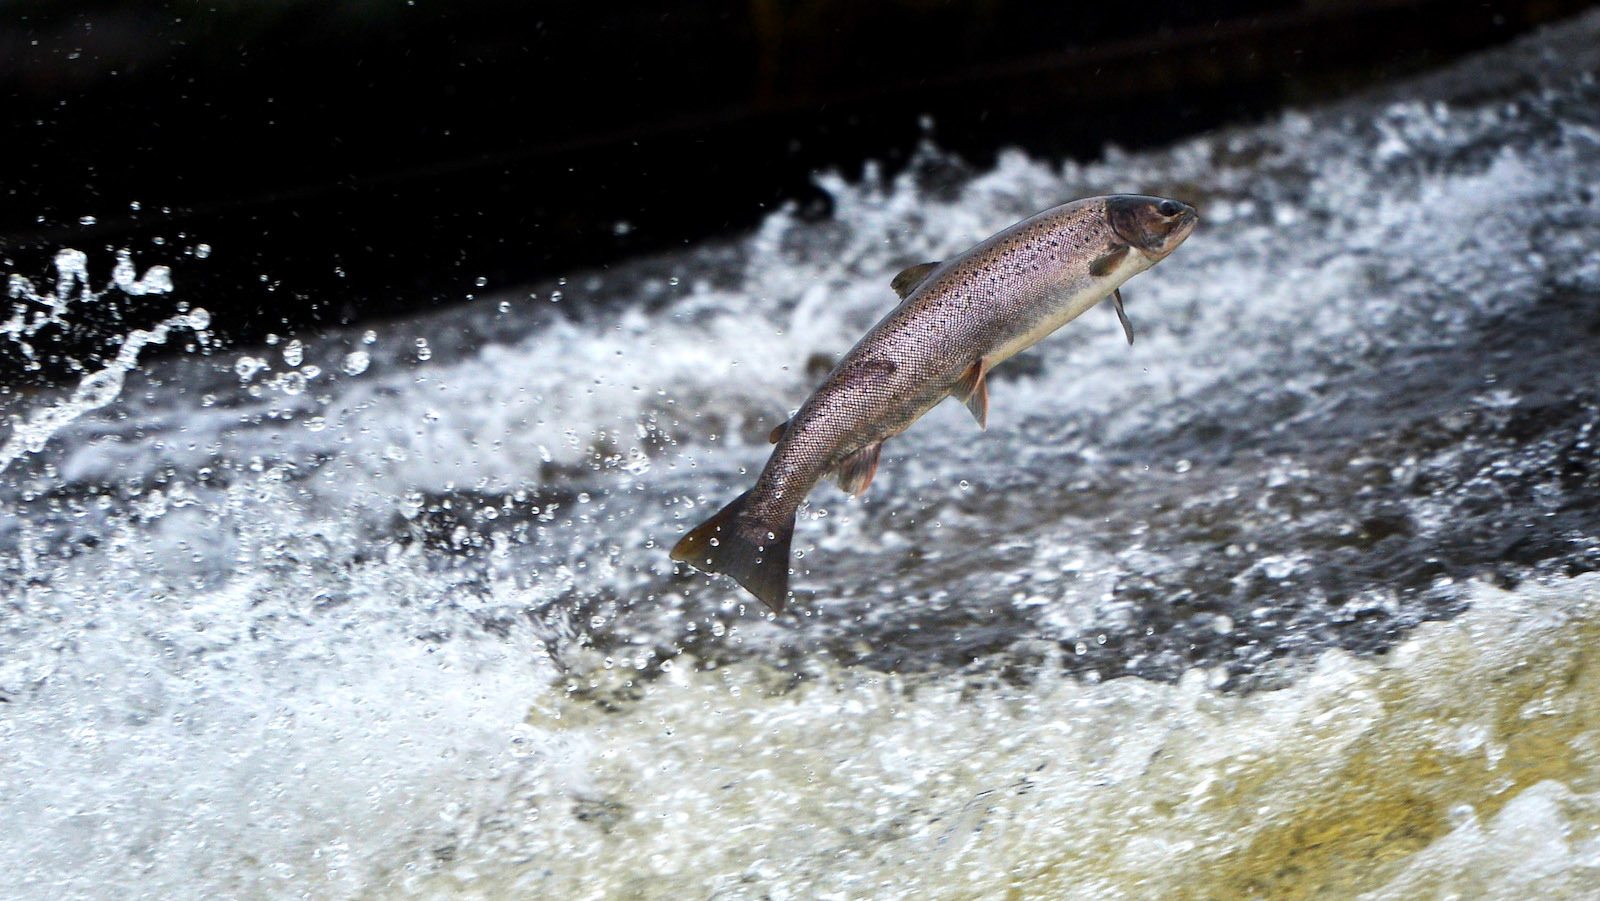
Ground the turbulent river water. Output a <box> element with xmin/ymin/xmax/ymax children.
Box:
<box><xmin>5</xmin><ymin>13</ymin><xmax>1600</xmax><ymax>900</ymax></box>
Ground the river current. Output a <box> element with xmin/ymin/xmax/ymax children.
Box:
<box><xmin>4</xmin><ymin>13</ymin><xmax>1600</xmax><ymax>900</ymax></box>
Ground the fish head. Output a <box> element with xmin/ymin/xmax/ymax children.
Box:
<box><xmin>1107</xmin><ymin>195</ymin><xmax>1199</xmax><ymax>262</ymax></box>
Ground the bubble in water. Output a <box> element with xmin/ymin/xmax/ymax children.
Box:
<box><xmin>282</xmin><ymin>339</ymin><xmax>304</xmax><ymax>367</ymax></box>
<box><xmin>194</xmin><ymin>243</ymin><xmax>212</xmax><ymax>260</ymax></box>
<box><xmin>414</xmin><ymin>338</ymin><xmax>431</xmax><ymax>362</ymax></box>
<box><xmin>342</xmin><ymin>350</ymin><xmax>370</xmax><ymax>376</ymax></box>
<box><xmin>79</xmin><ymin>215</ymin><xmax>96</xmax><ymax>226</ymax></box>
<box><xmin>508</xmin><ymin>723</ymin><xmax>540</xmax><ymax>758</ymax></box>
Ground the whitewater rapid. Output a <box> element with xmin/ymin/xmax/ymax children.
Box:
<box><xmin>3</xmin><ymin>11</ymin><xmax>1600</xmax><ymax>899</ymax></box>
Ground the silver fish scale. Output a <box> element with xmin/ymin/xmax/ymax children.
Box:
<box><xmin>746</xmin><ymin>197</ymin><xmax>1120</xmax><ymax>527</ymax></box>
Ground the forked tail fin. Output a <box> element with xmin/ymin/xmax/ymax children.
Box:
<box><xmin>669</xmin><ymin>489</ymin><xmax>795</xmax><ymax>612</ymax></box>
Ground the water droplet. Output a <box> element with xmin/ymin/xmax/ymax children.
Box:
<box><xmin>342</xmin><ymin>350</ymin><xmax>370</xmax><ymax>376</ymax></box>
<box><xmin>194</xmin><ymin>243</ymin><xmax>212</xmax><ymax>259</ymax></box>
<box><xmin>79</xmin><ymin>215</ymin><xmax>97</xmax><ymax>226</ymax></box>
<box><xmin>234</xmin><ymin>356</ymin><xmax>267</xmax><ymax>381</ymax></box>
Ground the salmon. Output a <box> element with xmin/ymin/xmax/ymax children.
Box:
<box><xmin>671</xmin><ymin>195</ymin><xmax>1199</xmax><ymax>611</ymax></box>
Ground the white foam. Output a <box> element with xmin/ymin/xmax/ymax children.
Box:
<box><xmin>0</xmin><ymin>487</ymin><xmax>556</xmax><ymax>898</ymax></box>
<box><xmin>408</xmin><ymin>575</ymin><xmax>1600</xmax><ymax>899</ymax></box>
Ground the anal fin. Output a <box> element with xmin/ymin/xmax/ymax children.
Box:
<box><xmin>835</xmin><ymin>441</ymin><xmax>883</xmax><ymax>496</ymax></box>
<box><xmin>952</xmin><ymin>357</ymin><xmax>990</xmax><ymax>429</ymax></box>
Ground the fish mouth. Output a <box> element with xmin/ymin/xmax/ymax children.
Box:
<box><xmin>1145</xmin><ymin>207</ymin><xmax>1199</xmax><ymax>261</ymax></box>
<box><xmin>1174</xmin><ymin>207</ymin><xmax>1200</xmax><ymax>241</ymax></box>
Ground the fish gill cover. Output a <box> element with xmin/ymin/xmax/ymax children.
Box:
<box><xmin>2</xmin><ymin>10</ymin><xmax>1600</xmax><ymax>899</ymax></box>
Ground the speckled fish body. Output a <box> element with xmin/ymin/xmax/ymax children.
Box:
<box><xmin>672</xmin><ymin>194</ymin><xmax>1198</xmax><ymax>611</ymax></box>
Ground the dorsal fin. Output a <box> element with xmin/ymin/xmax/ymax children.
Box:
<box><xmin>890</xmin><ymin>261</ymin><xmax>942</xmax><ymax>299</ymax></box>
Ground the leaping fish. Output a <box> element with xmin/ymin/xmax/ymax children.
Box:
<box><xmin>671</xmin><ymin>194</ymin><xmax>1199</xmax><ymax>611</ymax></box>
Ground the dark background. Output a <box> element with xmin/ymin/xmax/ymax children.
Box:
<box><xmin>3</xmin><ymin>0</ymin><xmax>1596</xmax><ymax>377</ymax></box>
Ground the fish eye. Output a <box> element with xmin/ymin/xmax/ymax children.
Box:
<box><xmin>1157</xmin><ymin>199</ymin><xmax>1183</xmax><ymax>217</ymax></box>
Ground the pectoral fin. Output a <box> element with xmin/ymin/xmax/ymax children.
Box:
<box><xmin>835</xmin><ymin>441</ymin><xmax>883</xmax><ymax>496</ymax></box>
<box><xmin>1089</xmin><ymin>245</ymin><xmax>1130</xmax><ymax>277</ymax></box>
<box><xmin>891</xmin><ymin>262</ymin><xmax>942</xmax><ymax>299</ymax></box>
<box><xmin>768</xmin><ymin>418</ymin><xmax>789</xmax><ymax>444</ymax></box>
<box><xmin>1110</xmin><ymin>288</ymin><xmax>1134</xmax><ymax>345</ymax></box>
<box><xmin>952</xmin><ymin>357</ymin><xmax>990</xmax><ymax>430</ymax></box>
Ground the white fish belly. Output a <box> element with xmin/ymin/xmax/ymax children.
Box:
<box><xmin>987</xmin><ymin>251</ymin><xmax>1151</xmax><ymax>366</ymax></box>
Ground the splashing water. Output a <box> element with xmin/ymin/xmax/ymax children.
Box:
<box><xmin>2</xmin><ymin>249</ymin><xmax>206</xmax><ymax>472</ymax></box>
